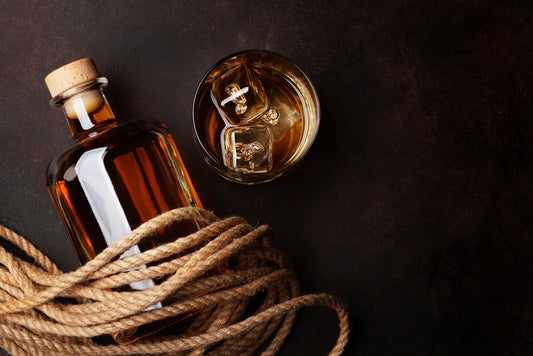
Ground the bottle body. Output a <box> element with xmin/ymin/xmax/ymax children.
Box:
<box><xmin>47</xmin><ymin>118</ymin><xmax>202</xmax><ymax>343</ymax></box>
<box><xmin>47</xmin><ymin>118</ymin><xmax>201</xmax><ymax>264</ymax></box>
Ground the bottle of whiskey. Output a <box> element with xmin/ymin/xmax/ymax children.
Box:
<box><xmin>44</xmin><ymin>58</ymin><xmax>202</xmax><ymax>344</ymax></box>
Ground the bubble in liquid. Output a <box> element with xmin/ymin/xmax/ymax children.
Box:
<box><xmin>261</xmin><ymin>108</ymin><xmax>280</xmax><ymax>125</ymax></box>
<box><xmin>234</xmin><ymin>142</ymin><xmax>264</xmax><ymax>161</ymax></box>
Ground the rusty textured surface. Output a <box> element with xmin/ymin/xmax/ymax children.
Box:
<box><xmin>1</xmin><ymin>1</ymin><xmax>532</xmax><ymax>355</ymax></box>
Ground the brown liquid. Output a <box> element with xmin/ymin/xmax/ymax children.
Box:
<box><xmin>47</xmin><ymin>116</ymin><xmax>202</xmax><ymax>344</ymax></box>
<box><xmin>196</xmin><ymin>66</ymin><xmax>306</xmax><ymax>168</ymax></box>
<box><xmin>48</xmin><ymin>118</ymin><xmax>201</xmax><ymax>261</ymax></box>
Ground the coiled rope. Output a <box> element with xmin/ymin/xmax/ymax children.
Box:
<box><xmin>0</xmin><ymin>207</ymin><xmax>349</xmax><ymax>355</ymax></box>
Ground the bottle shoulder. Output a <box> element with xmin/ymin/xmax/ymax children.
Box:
<box><xmin>78</xmin><ymin>117</ymin><xmax>170</xmax><ymax>141</ymax></box>
<box><xmin>46</xmin><ymin>118</ymin><xmax>173</xmax><ymax>184</ymax></box>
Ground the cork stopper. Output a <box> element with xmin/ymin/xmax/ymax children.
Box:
<box><xmin>45</xmin><ymin>58</ymin><xmax>100</xmax><ymax>98</ymax></box>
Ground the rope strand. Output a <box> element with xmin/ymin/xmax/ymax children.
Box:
<box><xmin>0</xmin><ymin>207</ymin><xmax>349</xmax><ymax>355</ymax></box>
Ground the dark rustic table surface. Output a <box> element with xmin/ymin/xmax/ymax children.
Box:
<box><xmin>1</xmin><ymin>1</ymin><xmax>532</xmax><ymax>355</ymax></box>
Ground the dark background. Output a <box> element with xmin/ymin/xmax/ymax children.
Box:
<box><xmin>1</xmin><ymin>1</ymin><xmax>532</xmax><ymax>355</ymax></box>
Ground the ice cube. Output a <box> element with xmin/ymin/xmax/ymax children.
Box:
<box><xmin>221</xmin><ymin>125</ymin><xmax>273</xmax><ymax>173</ymax></box>
<box><xmin>210</xmin><ymin>65</ymin><xmax>269</xmax><ymax>125</ymax></box>
<box><xmin>257</xmin><ymin>87</ymin><xmax>301</xmax><ymax>141</ymax></box>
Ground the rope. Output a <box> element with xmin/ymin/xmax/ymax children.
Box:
<box><xmin>0</xmin><ymin>207</ymin><xmax>349</xmax><ymax>355</ymax></box>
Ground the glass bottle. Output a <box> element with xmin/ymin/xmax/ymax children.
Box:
<box><xmin>44</xmin><ymin>58</ymin><xmax>202</xmax><ymax>344</ymax></box>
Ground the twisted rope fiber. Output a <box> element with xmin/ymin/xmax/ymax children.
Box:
<box><xmin>0</xmin><ymin>207</ymin><xmax>349</xmax><ymax>355</ymax></box>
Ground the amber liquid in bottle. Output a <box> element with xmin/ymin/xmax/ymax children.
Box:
<box><xmin>47</xmin><ymin>118</ymin><xmax>201</xmax><ymax>264</ymax></box>
<box><xmin>45</xmin><ymin>59</ymin><xmax>204</xmax><ymax>344</ymax></box>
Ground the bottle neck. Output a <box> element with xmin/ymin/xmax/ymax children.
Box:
<box><xmin>52</xmin><ymin>78</ymin><xmax>117</xmax><ymax>139</ymax></box>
